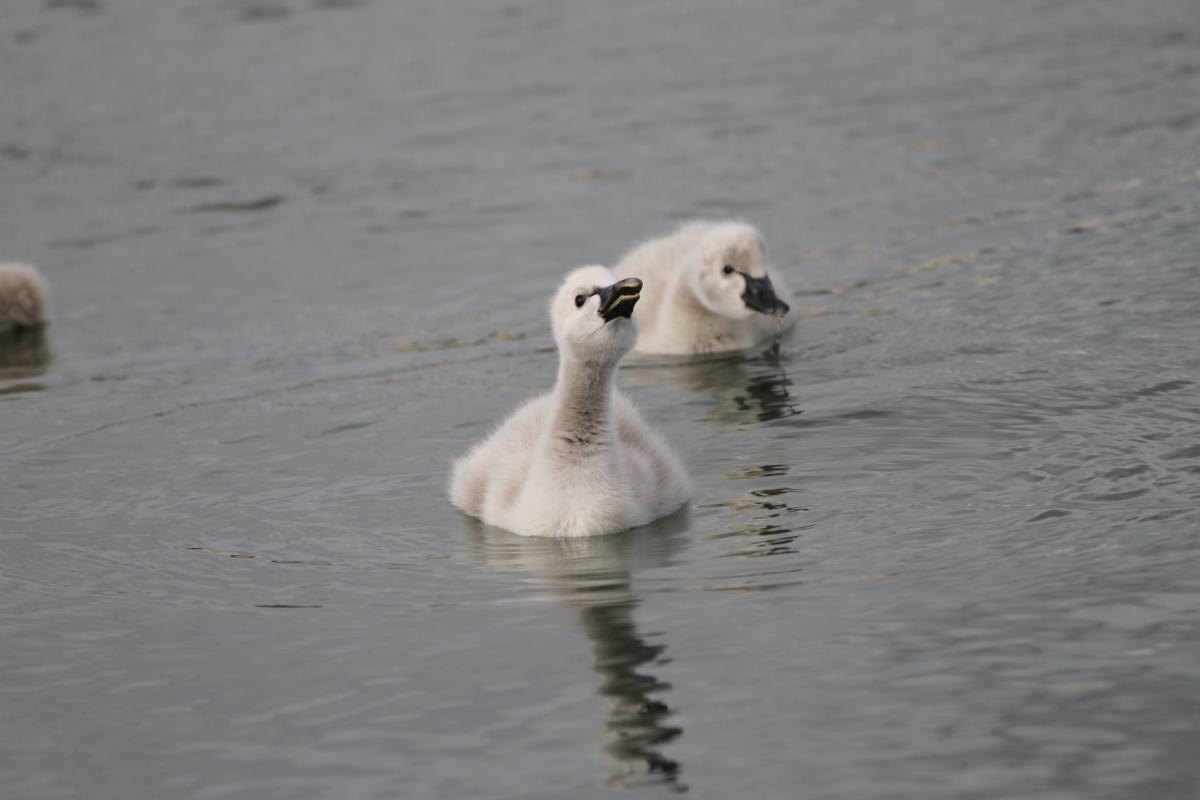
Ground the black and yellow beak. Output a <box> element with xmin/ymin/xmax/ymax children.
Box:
<box><xmin>597</xmin><ymin>277</ymin><xmax>642</xmax><ymax>322</ymax></box>
<box><xmin>742</xmin><ymin>274</ymin><xmax>789</xmax><ymax>317</ymax></box>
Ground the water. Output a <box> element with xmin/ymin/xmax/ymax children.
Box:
<box><xmin>2</xmin><ymin>0</ymin><xmax>1199</xmax><ymax>797</ymax></box>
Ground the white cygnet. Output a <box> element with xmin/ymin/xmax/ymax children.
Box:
<box><xmin>449</xmin><ymin>266</ymin><xmax>691</xmax><ymax>538</ymax></box>
<box><xmin>613</xmin><ymin>221</ymin><xmax>794</xmax><ymax>355</ymax></box>
<box><xmin>0</xmin><ymin>262</ymin><xmax>49</xmax><ymax>330</ymax></box>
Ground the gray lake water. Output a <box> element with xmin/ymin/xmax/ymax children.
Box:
<box><xmin>2</xmin><ymin>1</ymin><xmax>1200</xmax><ymax>798</ymax></box>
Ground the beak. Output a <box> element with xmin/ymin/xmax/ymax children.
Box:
<box><xmin>597</xmin><ymin>277</ymin><xmax>642</xmax><ymax>322</ymax></box>
<box><xmin>742</xmin><ymin>274</ymin><xmax>789</xmax><ymax>317</ymax></box>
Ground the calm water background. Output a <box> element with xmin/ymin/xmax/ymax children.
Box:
<box><xmin>2</xmin><ymin>0</ymin><xmax>1199</xmax><ymax>798</ymax></box>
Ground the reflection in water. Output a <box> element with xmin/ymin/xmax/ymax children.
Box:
<box><xmin>464</xmin><ymin>513</ymin><xmax>690</xmax><ymax>792</ymax></box>
<box><xmin>702</xmin><ymin>475</ymin><xmax>808</xmax><ymax>560</ymax></box>
<box><xmin>0</xmin><ymin>325</ymin><xmax>51</xmax><ymax>382</ymax></box>
<box><xmin>626</xmin><ymin>343</ymin><xmax>800</xmax><ymax>426</ymax></box>
<box><xmin>581</xmin><ymin>599</ymin><xmax>683</xmax><ymax>790</ymax></box>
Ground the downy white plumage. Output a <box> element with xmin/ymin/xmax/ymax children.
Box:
<box><xmin>613</xmin><ymin>221</ymin><xmax>794</xmax><ymax>354</ymax></box>
<box><xmin>449</xmin><ymin>266</ymin><xmax>691</xmax><ymax>538</ymax></box>
<box><xmin>0</xmin><ymin>262</ymin><xmax>48</xmax><ymax>331</ymax></box>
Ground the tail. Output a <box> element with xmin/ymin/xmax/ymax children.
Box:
<box><xmin>0</xmin><ymin>262</ymin><xmax>49</xmax><ymax>327</ymax></box>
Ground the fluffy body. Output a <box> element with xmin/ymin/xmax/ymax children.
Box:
<box><xmin>449</xmin><ymin>266</ymin><xmax>691</xmax><ymax>538</ymax></box>
<box><xmin>0</xmin><ymin>262</ymin><xmax>48</xmax><ymax>329</ymax></box>
<box><xmin>613</xmin><ymin>221</ymin><xmax>794</xmax><ymax>354</ymax></box>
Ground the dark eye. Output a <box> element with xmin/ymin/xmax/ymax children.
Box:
<box><xmin>574</xmin><ymin>294</ymin><xmax>586</xmax><ymax>308</ymax></box>
<box><xmin>722</xmin><ymin>265</ymin><xmax>735</xmax><ymax>275</ymax></box>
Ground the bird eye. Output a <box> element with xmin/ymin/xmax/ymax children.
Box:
<box><xmin>574</xmin><ymin>294</ymin><xmax>586</xmax><ymax>308</ymax></box>
<box><xmin>722</xmin><ymin>265</ymin><xmax>735</xmax><ymax>275</ymax></box>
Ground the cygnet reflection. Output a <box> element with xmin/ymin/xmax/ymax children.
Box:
<box><xmin>625</xmin><ymin>345</ymin><xmax>800</xmax><ymax>426</ymax></box>
<box><xmin>0</xmin><ymin>325</ymin><xmax>51</xmax><ymax>383</ymax></box>
<box><xmin>463</xmin><ymin>511</ymin><xmax>690</xmax><ymax>792</ymax></box>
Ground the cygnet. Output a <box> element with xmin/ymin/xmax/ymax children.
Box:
<box><xmin>449</xmin><ymin>266</ymin><xmax>691</xmax><ymax>538</ymax></box>
<box><xmin>0</xmin><ymin>262</ymin><xmax>48</xmax><ymax>330</ymax></box>
<box><xmin>613</xmin><ymin>221</ymin><xmax>793</xmax><ymax>354</ymax></box>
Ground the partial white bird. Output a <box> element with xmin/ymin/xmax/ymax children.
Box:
<box><xmin>0</xmin><ymin>262</ymin><xmax>48</xmax><ymax>330</ymax></box>
<box><xmin>613</xmin><ymin>221</ymin><xmax>793</xmax><ymax>354</ymax></box>
<box><xmin>449</xmin><ymin>266</ymin><xmax>691</xmax><ymax>538</ymax></box>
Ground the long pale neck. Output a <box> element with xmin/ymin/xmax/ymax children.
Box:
<box><xmin>547</xmin><ymin>354</ymin><xmax>619</xmax><ymax>457</ymax></box>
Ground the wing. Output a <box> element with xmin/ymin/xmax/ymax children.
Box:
<box><xmin>448</xmin><ymin>394</ymin><xmax>550</xmax><ymax>516</ymax></box>
<box><xmin>613</xmin><ymin>392</ymin><xmax>691</xmax><ymax>515</ymax></box>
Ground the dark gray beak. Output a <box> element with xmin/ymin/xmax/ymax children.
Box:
<box><xmin>597</xmin><ymin>277</ymin><xmax>642</xmax><ymax>322</ymax></box>
<box><xmin>742</xmin><ymin>274</ymin><xmax>789</xmax><ymax>317</ymax></box>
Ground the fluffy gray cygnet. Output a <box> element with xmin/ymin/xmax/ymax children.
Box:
<box><xmin>0</xmin><ymin>262</ymin><xmax>48</xmax><ymax>330</ymax></box>
<box><xmin>449</xmin><ymin>266</ymin><xmax>691</xmax><ymax>537</ymax></box>
<box><xmin>613</xmin><ymin>221</ymin><xmax>794</xmax><ymax>354</ymax></box>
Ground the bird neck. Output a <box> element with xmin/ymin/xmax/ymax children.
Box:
<box><xmin>547</xmin><ymin>354</ymin><xmax>618</xmax><ymax>456</ymax></box>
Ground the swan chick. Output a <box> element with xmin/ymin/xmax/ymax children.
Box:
<box><xmin>449</xmin><ymin>266</ymin><xmax>691</xmax><ymax>538</ymax></box>
<box><xmin>613</xmin><ymin>221</ymin><xmax>794</xmax><ymax>354</ymax></box>
<box><xmin>0</xmin><ymin>262</ymin><xmax>49</xmax><ymax>330</ymax></box>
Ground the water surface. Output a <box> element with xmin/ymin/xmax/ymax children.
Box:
<box><xmin>2</xmin><ymin>0</ymin><xmax>1200</xmax><ymax>798</ymax></box>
